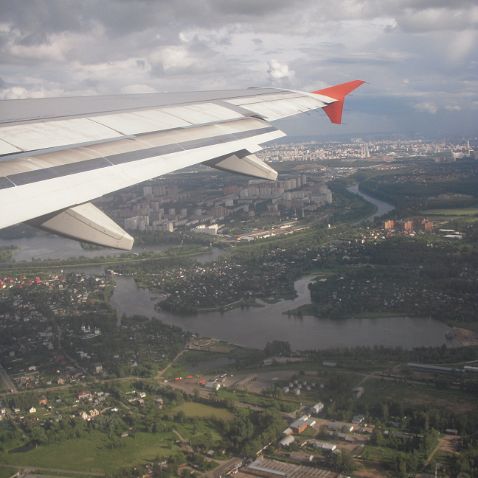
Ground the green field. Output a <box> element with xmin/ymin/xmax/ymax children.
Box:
<box><xmin>421</xmin><ymin>207</ymin><xmax>478</xmax><ymax>216</ymax></box>
<box><xmin>176</xmin><ymin>420</ymin><xmax>224</xmax><ymax>446</ymax></box>
<box><xmin>0</xmin><ymin>467</ymin><xmax>16</xmax><ymax>478</ymax></box>
<box><xmin>1</xmin><ymin>431</ymin><xmax>180</xmax><ymax>474</ymax></box>
<box><xmin>362</xmin><ymin>445</ymin><xmax>399</xmax><ymax>465</ymax></box>
<box><xmin>173</xmin><ymin>402</ymin><xmax>234</xmax><ymax>421</ymax></box>
<box><xmin>217</xmin><ymin>388</ymin><xmax>296</xmax><ymax>412</ymax></box>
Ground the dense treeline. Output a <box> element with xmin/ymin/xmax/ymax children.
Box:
<box><xmin>309</xmin><ymin>344</ymin><xmax>478</xmax><ymax>366</ymax></box>
<box><xmin>309</xmin><ymin>235</ymin><xmax>478</xmax><ymax>324</ymax></box>
<box><xmin>357</xmin><ymin>160</ymin><xmax>478</xmax><ymax>211</ymax></box>
<box><xmin>223</xmin><ymin>408</ymin><xmax>284</xmax><ymax>456</ymax></box>
<box><xmin>328</xmin><ymin>181</ymin><xmax>376</xmax><ymax>223</ymax></box>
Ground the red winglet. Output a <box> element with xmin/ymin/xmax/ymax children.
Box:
<box><xmin>312</xmin><ymin>80</ymin><xmax>365</xmax><ymax>124</ymax></box>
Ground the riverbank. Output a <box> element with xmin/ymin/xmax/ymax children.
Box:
<box><xmin>450</xmin><ymin>327</ymin><xmax>478</xmax><ymax>347</ymax></box>
<box><xmin>0</xmin><ymin>245</ymin><xmax>226</xmax><ymax>273</ymax></box>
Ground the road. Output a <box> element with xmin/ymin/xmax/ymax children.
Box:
<box><xmin>424</xmin><ymin>435</ymin><xmax>459</xmax><ymax>468</ymax></box>
<box><xmin>156</xmin><ymin>346</ymin><xmax>188</xmax><ymax>378</ymax></box>
<box><xmin>173</xmin><ymin>429</ymin><xmax>188</xmax><ymax>443</ymax></box>
<box><xmin>0</xmin><ymin>343</ymin><xmax>188</xmax><ymax>399</ymax></box>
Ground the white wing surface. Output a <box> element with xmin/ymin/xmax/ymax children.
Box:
<box><xmin>0</xmin><ymin>81</ymin><xmax>363</xmax><ymax>249</ymax></box>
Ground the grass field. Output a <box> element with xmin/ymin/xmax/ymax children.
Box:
<box><xmin>176</xmin><ymin>420</ymin><xmax>224</xmax><ymax>445</ymax></box>
<box><xmin>0</xmin><ymin>467</ymin><xmax>16</xmax><ymax>478</ymax></box>
<box><xmin>175</xmin><ymin>350</ymin><xmax>234</xmax><ymax>374</ymax></box>
<box><xmin>173</xmin><ymin>402</ymin><xmax>234</xmax><ymax>421</ymax></box>
<box><xmin>217</xmin><ymin>388</ymin><xmax>296</xmax><ymax>412</ymax></box>
<box><xmin>421</xmin><ymin>207</ymin><xmax>478</xmax><ymax>216</ymax></box>
<box><xmin>362</xmin><ymin>445</ymin><xmax>398</xmax><ymax>465</ymax></box>
<box><xmin>2</xmin><ymin>431</ymin><xmax>179</xmax><ymax>474</ymax></box>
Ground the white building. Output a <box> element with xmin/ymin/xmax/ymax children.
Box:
<box><xmin>194</xmin><ymin>223</ymin><xmax>219</xmax><ymax>235</ymax></box>
<box><xmin>309</xmin><ymin>440</ymin><xmax>336</xmax><ymax>452</ymax></box>
<box><xmin>279</xmin><ymin>435</ymin><xmax>295</xmax><ymax>447</ymax></box>
<box><xmin>205</xmin><ymin>381</ymin><xmax>221</xmax><ymax>391</ymax></box>
<box><xmin>311</xmin><ymin>402</ymin><xmax>324</xmax><ymax>415</ymax></box>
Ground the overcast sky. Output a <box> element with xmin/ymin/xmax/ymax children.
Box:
<box><xmin>1</xmin><ymin>0</ymin><xmax>477</xmax><ymax>137</ymax></box>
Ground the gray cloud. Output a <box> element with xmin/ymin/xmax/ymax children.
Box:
<box><xmin>0</xmin><ymin>0</ymin><xmax>476</xmax><ymax>135</ymax></box>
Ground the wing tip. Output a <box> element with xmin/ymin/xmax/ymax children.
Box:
<box><xmin>312</xmin><ymin>80</ymin><xmax>365</xmax><ymax>124</ymax></box>
<box><xmin>312</xmin><ymin>80</ymin><xmax>365</xmax><ymax>99</ymax></box>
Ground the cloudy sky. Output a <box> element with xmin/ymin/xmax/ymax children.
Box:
<box><xmin>1</xmin><ymin>0</ymin><xmax>477</xmax><ymax>137</ymax></box>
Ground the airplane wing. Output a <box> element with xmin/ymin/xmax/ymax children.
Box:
<box><xmin>0</xmin><ymin>80</ymin><xmax>364</xmax><ymax>250</ymax></box>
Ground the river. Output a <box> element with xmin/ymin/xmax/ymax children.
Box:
<box><xmin>4</xmin><ymin>187</ymin><xmax>451</xmax><ymax>351</ymax></box>
<box><xmin>347</xmin><ymin>184</ymin><xmax>395</xmax><ymax>221</ymax></box>
<box><xmin>0</xmin><ymin>235</ymin><xmax>170</xmax><ymax>262</ymax></box>
<box><xmin>109</xmin><ymin>187</ymin><xmax>450</xmax><ymax>351</ymax></box>
<box><xmin>0</xmin><ymin>234</ymin><xmax>224</xmax><ymax>274</ymax></box>
<box><xmin>110</xmin><ymin>275</ymin><xmax>450</xmax><ymax>351</ymax></box>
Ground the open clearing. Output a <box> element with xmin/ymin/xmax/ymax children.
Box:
<box><xmin>173</xmin><ymin>401</ymin><xmax>234</xmax><ymax>421</ymax></box>
<box><xmin>2</xmin><ymin>431</ymin><xmax>179</xmax><ymax>474</ymax></box>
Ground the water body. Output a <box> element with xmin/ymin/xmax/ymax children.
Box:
<box><xmin>0</xmin><ymin>235</ymin><xmax>171</xmax><ymax>262</ymax></box>
<box><xmin>4</xmin><ymin>188</ymin><xmax>449</xmax><ymax>351</ymax></box>
<box><xmin>0</xmin><ymin>234</ymin><xmax>224</xmax><ymax>274</ymax></box>
<box><xmin>347</xmin><ymin>184</ymin><xmax>395</xmax><ymax>221</ymax></box>
<box><xmin>110</xmin><ymin>275</ymin><xmax>450</xmax><ymax>351</ymax></box>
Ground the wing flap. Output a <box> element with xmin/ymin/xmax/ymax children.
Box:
<box><xmin>205</xmin><ymin>149</ymin><xmax>278</xmax><ymax>181</ymax></box>
<box><xmin>28</xmin><ymin>202</ymin><xmax>134</xmax><ymax>250</ymax></box>
<box><xmin>0</xmin><ymin>118</ymin><xmax>284</xmax><ymax>229</ymax></box>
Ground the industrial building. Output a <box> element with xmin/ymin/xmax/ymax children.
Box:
<box><xmin>279</xmin><ymin>435</ymin><xmax>295</xmax><ymax>447</ymax></box>
<box><xmin>239</xmin><ymin>457</ymin><xmax>340</xmax><ymax>478</ymax></box>
<box><xmin>290</xmin><ymin>415</ymin><xmax>310</xmax><ymax>434</ymax></box>
<box><xmin>307</xmin><ymin>439</ymin><xmax>337</xmax><ymax>452</ymax></box>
